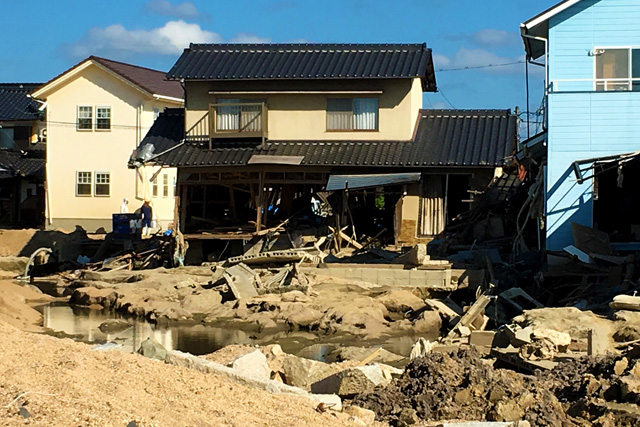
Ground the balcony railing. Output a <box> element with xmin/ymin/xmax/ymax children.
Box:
<box><xmin>551</xmin><ymin>78</ymin><xmax>640</xmax><ymax>93</ymax></box>
<box><xmin>186</xmin><ymin>102</ymin><xmax>268</xmax><ymax>146</ymax></box>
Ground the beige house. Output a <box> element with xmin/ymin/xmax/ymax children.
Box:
<box><xmin>31</xmin><ymin>57</ymin><xmax>184</xmax><ymax>231</ymax></box>
<box><xmin>134</xmin><ymin>44</ymin><xmax>516</xmax><ymax>260</ymax></box>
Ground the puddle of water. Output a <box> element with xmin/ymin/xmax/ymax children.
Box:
<box><xmin>38</xmin><ymin>302</ymin><xmax>422</xmax><ymax>360</ymax></box>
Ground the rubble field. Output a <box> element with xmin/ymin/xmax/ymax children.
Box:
<box><xmin>353</xmin><ymin>347</ymin><xmax>640</xmax><ymax>426</ymax></box>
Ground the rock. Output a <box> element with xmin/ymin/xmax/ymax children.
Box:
<box><xmin>69</xmin><ymin>287</ymin><xmax>118</xmax><ymax>309</ymax></box>
<box><xmin>343</xmin><ymin>405</ymin><xmax>376</xmax><ymax>424</ymax></box>
<box><xmin>395</xmin><ymin>244</ymin><xmax>430</xmax><ymax>266</ymax></box>
<box><xmin>411</xmin><ymin>310</ymin><xmax>442</xmax><ymax>334</ymax></box>
<box><xmin>397</xmin><ymin>407</ymin><xmax>418</xmax><ymax>427</ymax></box>
<box><xmin>0</xmin><ymin>256</ymin><xmax>28</xmax><ymax>274</ymax></box>
<box><xmin>613</xmin><ymin>325</ymin><xmax>640</xmax><ymax>343</ymax></box>
<box><xmin>98</xmin><ymin>319</ymin><xmax>131</xmax><ymax>334</ymax></box>
<box><xmin>137</xmin><ymin>337</ymin><xmax>167</xmax><ymax>361</ymax></box>
<box><xmin>281</xmin><ymin>291</ymin><xmax>311</xmax><ymax>303</ymax></box>
<box><xmin>630</xmin><ymin>361</ymin><xmax>640</xmax><ymax>378</ymax></box>
<box><xmin>180</xmin><ymin>290</ymin><xmax>222</xmax><ymax>313</ymax></box>
<box><xmin>504</xmin><ymin>325</ymin><xmax>532</xmax><ymax>347</ymax></box>
<box><xmin>379</xmin><ymin>364</ymin><xmax>403</xmax><ymax>380</ymax></box>
<box><xmin>376</xmin><ymin>290</ymin><xmax>425</xmax><ymax>313</ymax></box>
<box><xmin>311</xmin><ymin>364</ymin><xmax>389</xmax><ymax>397</ymax></box>
<box><xmin>264</xmin><ymin>344</ymin><xmax>284</xmax><ymax>357</ymax></box>
<box><xmin>619</xmin><ymin>375</ymin><xmax>640</xmax><ymax>400</ymax></box>
<box><xmin>458</xmin><ymin>325</ymin><xmax>472</xmax><ymax>337</ymax></box>
<box><xmin>230</xmin><ymin>349</ymin><xmax>271</xmax><ymax>380</ymax></box>
<box><xmin>278</xmin><ymin>302</ymin><xmax>323</xmax><ymax>328</ymax></box>
<box><xmin>487</xmin><ymin>399</ymin><xmax>525</xmax><ymax>422</ymax></box>
<box><xmin>322</xmin><ymin>346</ymin><xmax>404</xmax><ymax>365</ymax></box>
<box><xmin>532</xmin><ymin>328</ymin><xmax>571</xmax><ymax>350</ymax></box>
<box><xmin>281</xmin><ymin>355</ymin><xmax>340</xmax><ymax>390</ymax></box>
<box><xmin>614</xmin><ymin>358</ymin><xmax>630</xmax><ymax>376</ymax></box>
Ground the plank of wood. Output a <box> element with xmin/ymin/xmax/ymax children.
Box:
<box><xmin>355</xmin><ymin>348</ymin><xmax>382</xmax><ymax>367</ymax></box>
<box><xmin>446</xmin><ymin>295</ymin><xmax>491</xmax><ymax>339</ymax></box>
<box><xmin>338</xmin><ymin>230</ymin><xmax>363</xmax><ymax>249</ymax></box>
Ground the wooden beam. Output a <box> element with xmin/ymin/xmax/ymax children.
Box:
<box><xmin>256</xmin><ymin>172</ymin><xmax>264</xmax><ymax>232</ymax></box>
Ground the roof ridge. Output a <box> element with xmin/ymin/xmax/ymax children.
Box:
<box><xmin>90</xmin><ymin>56</ymin><xmax>167</xmax><ymax>75</ymax></box>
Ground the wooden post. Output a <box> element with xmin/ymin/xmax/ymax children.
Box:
<box><xmin>173</xmin><ymin>195</ymin><xmax>180</xmax><ymax>232</ymax></box>
<box><xmin>256</xmin><ymin>171</ymin><xmax>264</xmax><ymax>232</ymax></box>
<box><xmin>180</xmin><ymin>186</ymin><xmax>188</xmax><ymax>233</ymax></box>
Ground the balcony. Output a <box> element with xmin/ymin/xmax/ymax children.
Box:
<box><xmin>186</xmin><ymin>102</ymin><xmax>267</xmax><ymax>144</ymax></box>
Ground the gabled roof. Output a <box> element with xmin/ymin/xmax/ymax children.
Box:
<box><xmin>521</xmin><ymin>0</ymin><xmax>583</xmax><ymax>59</ymax></box>
<box><xmin>167</xmin><ymin>43</ymin><xmax>437</xmax><ymax>92</ymax></box>
<box><xmin>132</xmin><ymin>109</ymin><xmax>515</xmax><ymax>169</ymax></box>
<box><xmin>0</xmin><ymin>83</ymin><xmax>43</xmax><ymax>121</ymax></box>
<box><xmin>32</xmin><ymin>56</ymin><xmax>183</xmax><ymax>101</ymax></box>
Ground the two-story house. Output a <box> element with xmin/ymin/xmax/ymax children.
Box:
<box><xmin>0</xmin><ymin>83</ymin><xmax>46</xmax><ymax>226</ymax></box>
<box><xmin>31</xmin><ymin>57</ymin><xmax>184</xmax><ymax>232</ymax></box>
<box><xmin>522</xmin><ymin>0</ymin><xmax>640</xmax><ymax>250</ymax></box>
<box><xmin>132</xmin><ymin>43</ymin><xmax>517</xmax><ymax>258</ymax></box>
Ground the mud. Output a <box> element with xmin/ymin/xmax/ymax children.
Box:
<box><xmin>353</xmin><ymin>348</ymin><xmax>640</xmax><ymax>426</ymax></box>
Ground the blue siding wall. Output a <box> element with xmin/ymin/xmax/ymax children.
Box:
<box><xmin>545</xmin><ymin>0</ymin><xmax>640</xmax><ymax>250</ymax></box>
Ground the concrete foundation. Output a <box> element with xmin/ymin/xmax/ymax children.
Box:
<box><xmin>305</xmin><ymin>263</ymin><xmax>454</xmax><ymax>291</ymax></box>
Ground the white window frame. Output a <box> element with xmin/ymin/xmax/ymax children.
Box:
<box><xmin>76</xmin><ymin>171</ymin><xmax>92</xmax><ymax>196</ymax></box>
<box><xmin>94</xmin><ymin>171</ymin><xmax>110</xmax><ymax>197</ymax></box>
<box><xmin>593</xmin><ymin>46</ymin><xmax>640</xmax><ymax>92</ymax></box>
<box><xmin>77</xmin><ymin>106</ymin><xmax>93</xmax><ymax>131</ymax></box>
<box><xmin>326</xmin><ymin>97</ymin><xmax>379</xmax><ymax>131</ymax></box>
<box><xmin>96</xmin><ymin>106</ymin><xmax>111</xmax><ymax>131</ymax></box>
<box><xmin>152</xmin><ymin>176</ymin><xmax>158</xmax><ymax>197</ymax></box>
<box><xmin>162</xmin><ymin>173</ymin><xmax>169</xmax><ymax>197</ymax></box>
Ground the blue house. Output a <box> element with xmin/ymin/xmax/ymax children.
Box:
<box><xmin>522</xmin><ymin>0</ymin><xmax>640</xmax><ymax>251</ymax></box>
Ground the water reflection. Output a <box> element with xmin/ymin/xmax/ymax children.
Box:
<box><xmin>39</xmin><ymin>302</ymin><xmax>419</xmax><ymax>359</ymax></box>
<box><xmin>40</xmin><ymin>303</ymin><xmax>253</xmax><ymax>355</ymax></box>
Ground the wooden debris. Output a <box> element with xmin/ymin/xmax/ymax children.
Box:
<box><xmin>610</xmin><ymin>294</ymin><xmax>640</xmax><ymax>311</ymax></box>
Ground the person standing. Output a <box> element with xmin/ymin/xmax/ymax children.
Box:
<box><xmin>141</xmin><ymin>199</ymin><xmax>153</xmax><ymax>236</ymax></box>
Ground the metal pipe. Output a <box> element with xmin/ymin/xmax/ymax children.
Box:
<box><xmin>18</xmin><ymin>247</ymin><xmax>53</xmax><ymax>281</ymax></box>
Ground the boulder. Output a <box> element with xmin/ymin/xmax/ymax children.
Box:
<box><xmin>69</xmin><ymin>287</ymin><xmax>118</xmax><ymax>309</ymax></box>
<box><xmin>281</xmin><ymin>355</ymin><xmax>340</xmax><ymax>390</ymax></box>
<box><xmin>412</xmin><ymin>310</ymin><xmax>442</xmax><ymax>334</ymax></box>
<box><xmin>98</xmin><ymin>319</ymin><xmax>131</xmax><ymax>334</ymax></box>
<box><xmin>311</xmin><ymin>364</ymin><xmax>389</xmax><ymax>397</ymax></box>
<box><xmin>137</xmin><ymin>337</ymin><xmax>167</xmax><ymax>361</ymax></box>
<box><xmin>230</xmin><ymin>349</ymin><xmax>271</xmax><ymax>380</ymax></box>
<box><xmin>343</xmin><ymin>405</ymin><xmax>376</xmax><ymax>425</ymax></box>
<box><xmin>376</xmin><ymin>290</ymin><xmax>425</xmax><ymax>313</ymax></box>
<box><xmin>0</xmin><ymin>256</ymin><xmax>28</xmax><ymax>274</ymax></box>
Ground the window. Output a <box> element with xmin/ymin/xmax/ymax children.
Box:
<box><xmin>327</xmin><ymin>98</ymin><xmax>378</xmax><ymax>131</ymax></box>
<box><xmin>215</xmin><ymin>98</ymin><xmax>264</xmax><ymax>133</ymax></box>
<box><xmin>596</xmin><ymin>48</ymin><xmax>640</xmax><ymax>91</ymax></box>
<box><xmin>162</xmin><ymin>174</ymin><xmax>169</xmax><ymax>197</ymax></box>
<box><xmin>95</xmin><ymin>172</ymin><xmax>110</xmax><ymax>196</ymax></box>
<box><xmin>76</xmin><ymin>171</ymin><xmax>92</xmax><ymax>196</ymax></box>
<box><xmin>77</xmin><ymin>106</ymin><xmax>92</xmax><ymax>130</ymax></box>
<box><xmin>96</xmin><ymin>107</ymin><xmax>111</xmax><ymax>130</ymax></box>
<box><xmin>0</xmin><ymin>127</ymin><xmax>14</xmax><ymax>150</ymax></box>
<box><xmin>152</xmin><ymin>177</ymin><xmax>158</xmax><ymax>197</ymax></box>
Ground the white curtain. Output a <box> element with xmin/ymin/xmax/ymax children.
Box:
<box><xmin>353</xmin><ymin>98</ymin><xmax>378</xmax><ymax>130</ymax></box>
<box><xmin>241</xmin><ymin>104</ymin><xmax>262</xmax><ymax>132</ymax></box>
<box><xmin>217</xmin><ymin>99</ymin><xmax>240</xmax><ymax>131</ymax></box>
<box><xmin>419</xmin><ymin>175</ymin><xmax>445</xmax><ymax>236</ymax></box>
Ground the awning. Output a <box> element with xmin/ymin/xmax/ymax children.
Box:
<box><xmin>326</xmin><ymin>173</ymin><xmax>421</xmax><ymax>191</ymax></box>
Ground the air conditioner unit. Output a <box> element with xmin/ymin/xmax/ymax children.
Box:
<box><xmin>38</xmin><ymin>127</ymin><xmax>47</xmax><ymax>143</ymax></box>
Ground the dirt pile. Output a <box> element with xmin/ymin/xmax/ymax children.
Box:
<box><xmin>353</xmin><ymin>348</ymin><xmax>568</xmax><ymax>426</ymax></box>
<box><xmin>0</xmin><ymin>319</ymin><xmax>360</xmax><ymax>427</ymax></box>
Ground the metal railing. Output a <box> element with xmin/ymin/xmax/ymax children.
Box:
<box><xmin>551</xmin><ymin>78</ymin><xmax>640</xmax><ymax>92</ymax></box>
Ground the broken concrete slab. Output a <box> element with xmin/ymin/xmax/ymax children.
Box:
<box><xmin>395</xmin><ymin>244</ymin><xmax>430</xmax><ymax>266</ymax></box>
<box><xmin>532</xmin><ymin>328</ymin><xmax>571</xmax><ymax>350</ymax></box>
<box><xmin>230</xmin><ymin>349</ymin><xmax>271</xmax><ymax>380</ymax></box>
<box><xmin>310</xmin><ymin>364</ymin><xmax>389</xmax><ymax>397</ymax></box>
<box><xmin>223</xmin><ymin>262</ymin><xmax>259</xmax><ymax>300</ymax></box>
<box><xmin>469</xmin><ymin>331</ymin><xmax>496</xmax><ymax>348</ymax></box>
<box><xmin>164</xmin><ymin>349</ymin><xmax>342</xmax><ymax>410</ymax></box>
<box><xmin>446</xmin><ymin>294</ymin><xmax>491</xmax><ymax>339</ymax></box>
<box><xmin>343</xmin><ymin>405</ymin><xmax>376</xmax><ymax>425</ymax></box>
<box><xmin>610</xmin><ymin>295</ymin><xmax>640</xmax><ymax>312</ymax></box>
<box><xmin>424</xmin><ymin>298</ymin><xmax>462</xmax><ymax>321</ymax></box>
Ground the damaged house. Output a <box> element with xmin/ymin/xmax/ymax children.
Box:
<box><xmin>522</xmin><ymin>0</ymin><xmax>640</xmax><ymax>251</ymax></box>
<box><xmin>0</xmin><ymin>83</ymin><xmax>46</xmax><ymax>227</ymax></box>
<box><xmin>131</xmin><ymin>43</ymin><xmax>517</xmax><ymax>259</ymax></box>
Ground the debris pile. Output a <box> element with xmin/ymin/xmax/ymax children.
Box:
<box><xmin>354</xmin><ymin>347</ymin><xmax>640</xmax><ymax>426</ymax></box>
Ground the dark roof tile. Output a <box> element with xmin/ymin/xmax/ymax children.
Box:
<box><xmin>0</xmin><ymin>84</ymin><xmax>43</xmax><ymax>121</ymax></box>
<box><xmin>168</xmin><ymin>43</ymin><xmax>437</xmax><ymax>91</ymax></box>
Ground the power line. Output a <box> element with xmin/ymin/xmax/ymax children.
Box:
<box><xmin>437</xmin><ymin>60</ymin><xmax>525</xmax><ymax>72</ymax></box>
<box><xmin>438</xmin><ymin>89</ymin><xmax>456</xmax><ymax>109</ymax></box>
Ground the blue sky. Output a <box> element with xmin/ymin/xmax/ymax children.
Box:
<box><xmin>2</xmin><ymin>0</ymin><xmax>558</xmax><ymax>132</ymax></box>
